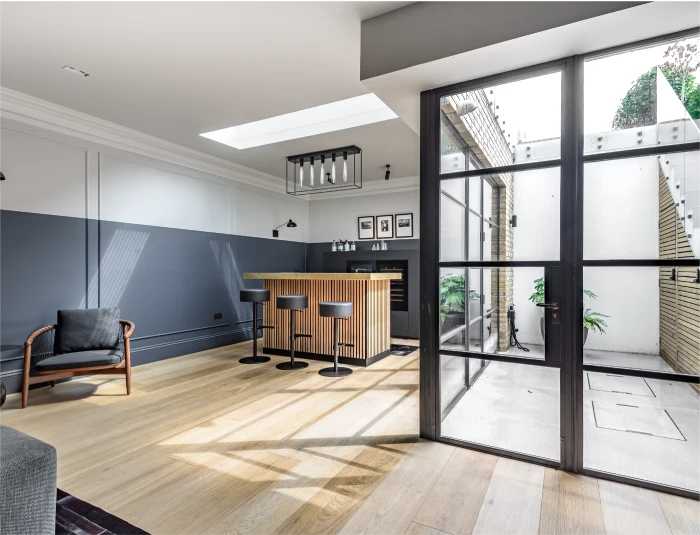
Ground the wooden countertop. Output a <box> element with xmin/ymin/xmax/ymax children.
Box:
<box><xmin>243</xmin><ymin>272</ymin><xmax>402</xmax><ymax>281</ymax></box>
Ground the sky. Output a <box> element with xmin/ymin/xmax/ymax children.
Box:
<box><xmin>457</xmin><ymin>36</ymin><xmax>699</xmax><ymax>146</ymax></box>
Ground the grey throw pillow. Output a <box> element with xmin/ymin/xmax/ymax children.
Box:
<box><xmin>54</xmin><ymin>308</ymin><xmax>121</xmax><ymax>355</ymax></box>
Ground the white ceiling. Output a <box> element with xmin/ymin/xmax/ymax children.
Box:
<box><xmin>0</xmin><ymin>1</ymin><xmax>417</xmax><ymax>182</ymax></box>
<box><xmin>4</xmin><ymin>2</ymin><xmax>696</xmax><ymax>190</ymax></box>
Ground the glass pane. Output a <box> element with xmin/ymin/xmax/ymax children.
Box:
<box><xmin>441</xmin><ymin>267</ymin><xmax>547</xmax><ymax>361</ymax></box>
<box><xmin>468</xmin><ymin>319</ymin><xmax>483</xmax><ymax>352</ymax></box>
<box><xmin>483</xmin><ymin>180</ymin><xmax>494</xmax><ymax>222</ymax></box>
<box><xmin>469</xmin><ymin>176</ymin><xmax>482</xmax><ymax>213</ymax></box>
<box><xmin>440</xmin><ymin>195</ymin><xmax>465</xmax><ymax>262</ymax></box>
<box><xmin>511</xmin><ymin>167</ymin><xmax>560</xmax><ymax>261</ymax></box>
<box><xmin>469</xmin><ymin>213</ymin><xmax>481</xmax><ymax>261</ymax></box>
<box><xmin>484</xmin><ymin>220</ymin><xmax>493</xmax><ymax>261</ymax></box>
<box><xmin>440</xmin><ymin>122</ymin><xmax>467</xmax><ymax>174</ymax></box>
<box><xmin>584</xmin><ymin>371</ymin><xmax>699</xmax><ymax>492</ymax></box>
<box><xmin>583</xmin><ymin>267</ymin><xmax>700</xmax><ymax>376</ymax></box>
<box><xmin>441</xmin><ymin>177</ymin><xmax>465</xmax><ymax>204</ymax></box>
<box><xmin>584</xmin><ymin>152</ymin><xmax>699</xmax><ymax>260</ymax></box>
<box><xmin>584</xmin><ymin>35</ymin><xmax>700</xmax><ymax>154</ymax></box>
<box><xmin>440</xmin><ymin>268</ymin><xmax>467</xmax><ymax>349</ymax></box>
<box><xmin>469</xmin><ymin>358</ymin><xmax>484</xmax><ymax>382</ymax></box>
<box><xmin>440</xmin><ymin>356</ymin><xmax>560</xmax><ymax>461</ymax></box>
<box><xmin>441</xmin><ymin>71</ymin><xmax>561</xmax><ymax>172</ymax></box>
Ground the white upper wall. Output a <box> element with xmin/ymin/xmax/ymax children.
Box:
<box><xmin>308</xmin><ymin>189</ymin><xmax>419</xmax><ymax>243</ymax></box>
<box><xmin>0</xmin><ymin>117</ymin><xmax>310</xmax><ymax>243</ymax></box>
<box><xmin>509</xmin><ymin>144</ymin><xmax>660</xmax><ymax>353</ymax></box>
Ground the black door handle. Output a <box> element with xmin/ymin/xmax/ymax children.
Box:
<box><xmin>536</xmin><ymin>302</ymin><xmax>560</xmax><ymax>310</ymax></box>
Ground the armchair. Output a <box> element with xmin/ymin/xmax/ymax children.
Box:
<box><xmin>22</xmin><ymin>308</ymin><xmax>135</xmax><ymax>408</ymax></box>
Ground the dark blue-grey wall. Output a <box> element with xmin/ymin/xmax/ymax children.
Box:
<box><xmin>0</xmin><ymin>209</ymin><xmax>306</xmax><ymax>394</ymax></box>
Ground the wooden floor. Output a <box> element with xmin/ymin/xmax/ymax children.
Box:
<box><xmin>2</xmin><ymin>339</ymin><xmax>698</xmax><ymax>535</ymax></box>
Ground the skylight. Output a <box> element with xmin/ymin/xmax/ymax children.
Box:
<box><xmin>200</xmin><ymin>93</ymin><xmax>397</xmax><ymax>149</ymax></box>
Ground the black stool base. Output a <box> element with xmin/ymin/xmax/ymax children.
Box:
<box><xmin>318</xmin><ymin>367</ymin><xmax>353</xmax><ymax>377</ymax></box>
<box><xmin>239</xmin><ymin>356</ymin><xmax>271</xmax><ymax>365</ymax></box>
<box><xmin>276</xmin><ymin>361</ymin><xmax>309</xmax><ymax>371</ymax></box>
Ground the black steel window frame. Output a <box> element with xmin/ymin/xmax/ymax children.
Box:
<box><xmin>421</xmin><ymin>27</ymin><xmax>700</xmax><ymax>500</ymax></box>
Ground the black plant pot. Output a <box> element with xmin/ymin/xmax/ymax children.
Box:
<box><xmin>443</xmin><ymin>314</ymin><xmax>466</xmax><ymax>343</ymax></box>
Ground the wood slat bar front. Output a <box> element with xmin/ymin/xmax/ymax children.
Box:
<box><xmin>244</xmin><ymin>273</ymin><xmax>396</xmax><ymax>366</ymax></box>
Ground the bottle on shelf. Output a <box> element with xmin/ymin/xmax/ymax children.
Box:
<box><xmin>344</xmin><ymin>240</ymin><xmax>350</xmax><ymax>252</ymax></box>
<box><xmin>350</xmin><ymin>241</ymin><xmax>356</xmax><ymax>251</ymax></box>
<box><xmin>331</xmin><ymin>240</ymin><xmax>337</xmax><ymax>252</ymax></box>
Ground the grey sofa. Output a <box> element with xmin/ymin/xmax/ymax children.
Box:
<box><xmin>0</xmin><ymin>425</ymin><xmax>56</xmax><ymax>535</ymax></box>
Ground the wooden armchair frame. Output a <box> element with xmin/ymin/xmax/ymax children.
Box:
<box><xmin>22</xmin><ymin>320</ymin><xmax>135</xmax><ymax>408</ymax></box>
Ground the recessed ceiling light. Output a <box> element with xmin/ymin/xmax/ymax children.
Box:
<box><xmin>200</xmin><ymin>93</ymin><xmax>397</xmax><ymax>150</ymax></box>
<box><xmin>62</xmin><ymin>65</ymin><xmax>90</xmax><ymax>78</ymax></box>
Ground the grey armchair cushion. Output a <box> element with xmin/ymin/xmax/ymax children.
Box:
<box><xmin>54</xmin><ymin>307</ymin><xmax>121</xmax><ymax>355</ymax></box>
<box><xmin>36</xmin><ymin>349</ymin><xmax>123</xmax><ymax>372</ymax></box>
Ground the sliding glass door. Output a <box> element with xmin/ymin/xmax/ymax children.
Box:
<box><xmin>420</xmin><ymin>29</ymin><xmax>700</xmax><ymax>498</ymax></box>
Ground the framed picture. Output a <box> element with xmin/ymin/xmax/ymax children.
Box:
<box><xmin>357</xmin><ymin>216</ymin><xmax>375</xmax><ymax>239</ymax></box>
<box><xmin>375</xmin><ymin>215</ymin><xmax>394</xmax><ymax>239</ymax></box>
<box><xmin>395</xmin><ymin>212</ymin><xmax>414</xmax><ymax>238</ymax></box>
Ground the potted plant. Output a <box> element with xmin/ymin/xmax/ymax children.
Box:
<box><xmin>440</xmin><ymin>274</ymin><xmax>480</xmax><ymax>342</ymax></box>
<box><xmin>528</xmin><ymin>278</ymin><xmax>609</xmax><ymax>346</ymax></box>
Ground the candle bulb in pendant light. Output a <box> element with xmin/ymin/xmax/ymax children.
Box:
<box><xmin>320</xmin><ymin>156</ymin><xmax>325</xmax><ymax>185</ymax></box>
<box><xmin>331</xmin><ymin>154</ymin><xmax>336</xmax><ymax>184</ymax></box>
<box><xmin>310</xmin><ymin>157</ymin><xmax>315</xmax><ymax>186</ymax></box>
<box><xmin>299</xmin><ymin>160</ymin><xmax>304</xmax><ymax>187</ymax></box>
<box><xmin>342</xmin><ymin>151</ymin><xmax>348</xmax><ymax>182</ymax></box>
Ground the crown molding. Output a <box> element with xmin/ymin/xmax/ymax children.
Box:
<box><xmin>306</xmin><ymin>175</ymin><xmax>419</xmax><ymax>201</ymax></box>
<box><xmin>0</xmin><ymin>87</ymin><xmax>288</xmax><ymax>195</ymax></box>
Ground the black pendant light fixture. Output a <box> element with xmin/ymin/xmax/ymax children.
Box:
<box><xmin>286</xmin><ymin>145</ymin><xmax>361</xmax><ymax>195</ymax></box>
<box><xmin>272</xmin><ymin>219</ymin><xmax>297</xmax><ymax>238</ymax></box>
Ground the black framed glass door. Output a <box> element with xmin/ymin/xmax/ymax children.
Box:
<box><xmin>420</xmin><ymin>28</ymin><xmax>700</xmax><ymax>498</ymax></box>
<box><xmin>428</xmin><ymin>60</ymin><xmax>570</xmax><ymax>467</ymax></box>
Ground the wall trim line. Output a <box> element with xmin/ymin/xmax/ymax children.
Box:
<box><xmin>0</xmin><ymin>87</ymin><xmax>289</xmax><ymax>196</ymax></box>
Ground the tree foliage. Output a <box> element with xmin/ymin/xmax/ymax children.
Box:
<box><xmin>612</xmin><ymin>42</ymin><xmax>700</xmax><ymax>130</ymax></box>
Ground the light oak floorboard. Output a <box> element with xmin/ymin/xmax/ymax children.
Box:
<box><xmin>656</xmin><ymin>492</ymin><xmax>700</xmax><ymax>535</ymax></box>
<box><xmin>405</xmin><ymin>522</ymin><xmax>453</xmax><ymax>535</ymax></box>
<box><xmin>413</xmin><ymin>447</ymin><xmax>497</xmax><ymax>535</ymax></box>
<box><xmin>539</xmin><ymin>469</ymin><xmax>605</xmax><ymax>535</ymax></box>
<box><xmin>3</xmin><ymin>339</ymin><xmax>697</xmax><ymax>535</ymax></box>
<box><xmin>472</xmin><ymin>457</ymin><xmax>545</xmax><ymax>535</ymax></box>
<box><xmin>599</xmin><ymin>479</ymin><xmax>672</xmax><ymax>535</ymax></box>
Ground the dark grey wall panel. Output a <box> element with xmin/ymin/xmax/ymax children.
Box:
<box><xmin>0</xmin><ymin>209</ymin><xmax>308</xmax><ymax>393</ymax></box>
<box><xmin>307</xmin><ymin>238</ymin><xmax>419</xmax><ymax>273</ymax></box>
<box><xmin>1</xmin><ymin>210</ymin><xmax>87</xmax><ymax>349</ymax></box>
<box><xmin>99</xmin><ymin>221</ymin><xmax>233</xmax><ymax>340</ymax></box>
<box><xmin>361</xmin><ymin>2</ymin><xmax>644</xmax><ymax>79</ymax></box>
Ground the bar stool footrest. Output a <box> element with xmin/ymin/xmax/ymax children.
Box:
<box><xmin>294</xmin><ymin>333</ymin><xmax>312</xmax><ymax>339</ymax></box>
<box><xmin>261</xmin><ymin>325</ymin><xmax>275</xmax><ymax>329</ymax></box>
<box><xmin>339</xmin><ymin>343</ymin><xmax>354</xmax><ymax>348</ymax></box>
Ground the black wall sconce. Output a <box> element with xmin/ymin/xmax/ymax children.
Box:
<box><xmin>510</xmin><ymin>215</ymin><xmax>517</xmax><ymax>227</ymax></box>
<box><xmin>385</xmin><ymin>164</ymin><xmax>391</xmax><ymax>180</ymax></box>
<box><xmin>272</xmin><ymin>219</ymin><xmax>297</xmax><ymax>238</ymax></box>
<box><xmin>0</xmin><ymin>171</ymin><xmax>5</xmax><ymax>181</ymax></box>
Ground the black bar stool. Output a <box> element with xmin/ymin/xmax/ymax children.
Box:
<box><xmin>318</xmin><ymin>301</ymin><xmax>353</xmax><ymax>377</ymax></box>
<box><xmin>239</xmin><ymin>289</ymin><xmax>273</xmax><ymax>364</ymax></box>
<box><xmin>276</xmin><ymin>294</ymin><xmax>310</xmax><ymax>370</ymax></box>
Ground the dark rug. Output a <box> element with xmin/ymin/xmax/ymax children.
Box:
<box><xmin>390</xmin><ymin>343</ymin><xmax>418</xmax><ymax>356</ymax></box>
<box><xmin>56</xmin><ymin>489</ymin><xmax>150</xmax><ymax>535</ymax></box>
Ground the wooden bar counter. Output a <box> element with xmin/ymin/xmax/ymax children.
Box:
<box><xmin>243</xmin><ymin>272</ymin><xmax>401</xmax><ymax>366</ymax></box>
